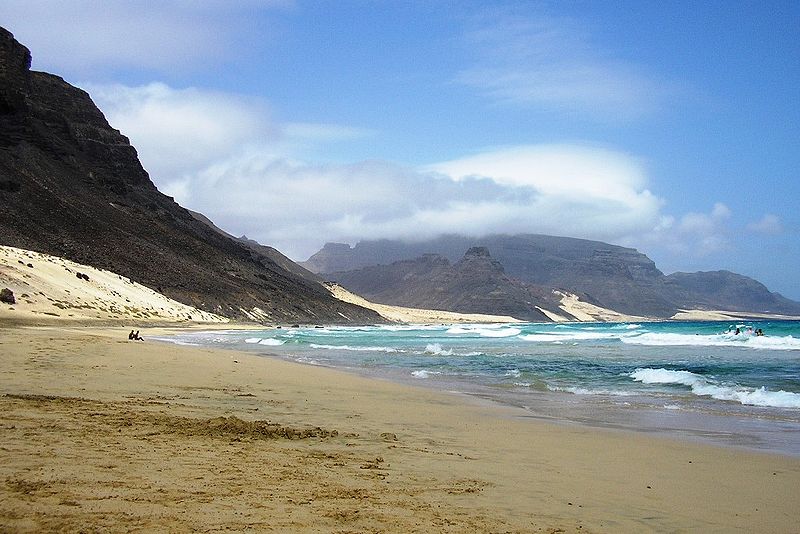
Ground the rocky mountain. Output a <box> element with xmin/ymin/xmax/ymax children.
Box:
<box><xmin>0</xmin><ymin>28</ymin><xmax>381</xmax><ymax>324</ymax></box>
<box><xmin>188</xmin><ymin>210</ymin><xmax>325</xmax><ymax>287</ymax></box>
<box><xmin>304</xmin><ymin>235</ymin><xmax>800</xmax><ymax>318</ymax></box>
<box><xmin>661</xmin><ymin>271</ymin><xmax>800</xmax><ymax>314</ymax></box>
<box><xmin>329</xmin><ymin>247</ymin><xmax>564</xmax><ymax>321</ymax></box>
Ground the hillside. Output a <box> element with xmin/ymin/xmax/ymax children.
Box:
<box><xmin>329</xmin><ymin>247</ymin><xmax>563</xmax><ymax>321</ymax></box>
<box><xmin>0</xmin><ymin>245</ymin><xmax>227</xmax><ymax>325</ymax></box>
<box><xmin>0</xmin><ymin>28</ymin><xmax>381</xmax><ymax>324</ymax></box>
<box><xmin>304</xmin><ymin>235</ymin><xmax>800</xmax><ymax>318</ymax></box>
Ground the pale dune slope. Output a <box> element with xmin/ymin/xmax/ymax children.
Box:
<box><xmin>327</xmin><ymin>282</ymin><xmax>520</xmax><ymax>323</ymax></box>
<box><xmin>0</xmin><ymin>245</ymin><xmax>227</xmax><ymax>324</ymax></box>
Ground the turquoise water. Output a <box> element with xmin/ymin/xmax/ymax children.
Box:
<box><xmin>156</xmin><ymin>320</ymin><xmax>800</xmax><ymax>455</ymax></box>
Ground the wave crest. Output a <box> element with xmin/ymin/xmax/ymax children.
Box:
<box><xmin>630</xmin><ymin>368</ymin><xmax>800</xmax><ymax>408</ymax></box>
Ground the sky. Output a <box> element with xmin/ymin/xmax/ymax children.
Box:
<box><xmin>2</xmin><ymin>1</ymin><xmax>799</xmax><ymax>299</ymax></box>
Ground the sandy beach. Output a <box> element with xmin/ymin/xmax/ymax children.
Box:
<box><xmin>1</xmin><ymin>325</ymin><xmax>798</xmax><ymax>533</ymax></box>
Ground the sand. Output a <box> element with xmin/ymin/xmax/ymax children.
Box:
<box><xmin>0</xmin><ymin>245</ymin><xmax>228</xmax><ymax>325</ymax></box>
<box><xmin>327</xmin><ymin>283</ymin><xmax>520</xmax><ymax>324</ymax></box>
<box><xmin>328</xmin><ymin>283</ymin><xmax>648</xmax><ymax>324</ymax></box>
<box><xmin>553</xmin><ymin>291</ymin><xmax>647</xmax><ymax>323</ymax></box>
<box><xmin>671</xmin><ymin>309</ymin><xmax>800</xmax><ymax>322</ymax></box>
<box><xmin>1</xmin><ymin>325</ymin><xmax>798</xmax><ymax>533</ymax></box>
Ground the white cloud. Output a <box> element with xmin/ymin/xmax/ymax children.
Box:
<box><xmin>85</xmin><ymin>82</ymin><xmax>278</xmax><ymax>188</ymax></box>
<box><xmin>458</xmin><ymin>10</ymin><xmax>671</xmax><ymax>119</ymax></box>
<box><xmin>0</xmin><ymin>0</ymin><xmax>289</xmax><ymax>74</ymax></box>
<box><xmin>747</xmin><ymin>214</ymin><xmax>783</xmax><ymax>235</ymax></box>
<box><xmin>428</xmin><ymin>144</ymin><xmax>648</xmax><ymax>199</ymax></box>
<box><xmin>81</xmin><ymin>81</ymin><xmax>687</xmax><ymax>261</ymax></box>
<box><xmin>638</xmin><ymin>202</ymin><xmax>732</xmax><ymax>258</ymax></box>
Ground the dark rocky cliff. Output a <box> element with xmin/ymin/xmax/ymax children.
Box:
<box><xmin>0</xmin><ymin>28</ymin><xmax>381</xmax><ymax>324</ymax></box>
<box><xmin>330</xmin><ymin>247</ymin><xmax>563</xmax><ymax>321</ymax></box>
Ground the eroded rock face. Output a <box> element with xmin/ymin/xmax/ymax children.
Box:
<box><xmin>0</xmin><ymin>28</ymin><xmax>381</xmax><ymax>324</ymax></box>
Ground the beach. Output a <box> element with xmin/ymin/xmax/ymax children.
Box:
<box><xmin>1</xmin><ymin>325</ymin><xmax>798</xmax><ymax>532</ymax></box>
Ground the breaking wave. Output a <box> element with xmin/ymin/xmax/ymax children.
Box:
<box><xmin>630</xmin><ymin>368</ymin><xmax>800</xmax><ymax>408</ymax></box>
<box><xmin>244</xmin><ymin>337</ymin><xmax>285</xmax><ymax>346</ymax></box>
<box><xmin>411</xmin><ymin>369</ymin><xmax>443</xmax><ymax>379</ymax></box>
<box><xmin>622</xmin><ymin>332</ymin><xmax>800</xmax><ymax>350</ymax></box>
<box><xmin>446</xmin><ymin>326</ymin><xmax>521</xmax><ymax>337</ymax></box>
<box><xmin>424</xmin><ymin>343</ymin><xmax>452</xmax><ymax>356</ymax></box>
<box><xmin>519</xmin><ymin>331</ymin><xmax>624</xmax><ymax>342</ymax></box>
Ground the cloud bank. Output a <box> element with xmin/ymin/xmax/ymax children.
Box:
<box><xmin>88</xmin><ymin>82</ymin><xmax>682</xmax><ymax>259</ymax></box>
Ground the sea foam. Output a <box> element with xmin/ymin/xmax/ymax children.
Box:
<box><xmin>622</xmin><ymin>332</ymin><xmax>800</xmax><ymax>350</ymax></box>
<box><xmin>547</xmin><ymin>384</ymin><xmax>636</xmax><ymax>396</ymax></box>
<box><xmin>309</xmin><ymin>343</ymin><xmax>401</xmax><ymax>353</ymax></box>
<box><xmin>424</xmin><ymin>343</ymin><xmax>453</xmax><ymax>356</ymax></box>
<box><xmin>446</xmin><ymin>326</ymin><xmax>521</xmax><ymax>337</ymax></box>
<box><xmin>411</xmin><ymin>369</ymin><xmax>442</xmax><ymax>379</ymax></box>
<box><xmin>519</xmin><ymin>331</ymin><xmax>623</xmax><ymax>342</ymax></box>
<box><xmin>630</xmin><ymin>368</ymin><xmax>800</xmax><ymax>408</ymax></box>
<box><xmin>258</xmin><ymin>338</ymin><xmax>285</xmax><ymax>346</ymax></box>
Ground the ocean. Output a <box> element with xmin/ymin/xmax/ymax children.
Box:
<box><xmin>155</xmin><ymin>320</ymin><xmax>800</xmax><ymax>456</ymax></box>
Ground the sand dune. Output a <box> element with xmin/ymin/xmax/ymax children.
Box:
<box><xmin>671</xmin><ymin>309</ymin><xmax>800</xmax><ymax>321</ymax></box>
<box><xmin>327</xmin><ymin>282</ymin><xmax>520</xmax><ymax>324</ymax></box>
<box><xmin>329</xmin><ymin>282</ymin><xmax>648</xmax><ymax>324</ymax></box>
<box><xmin>553</xmin><ymin>291</ymin><xmax>647</xmax><ymax>322</ymax></box>
<box><xmin>0</xmin><ymin>245</ymin><xmax>227</xmax><ymax>325</ymax></box>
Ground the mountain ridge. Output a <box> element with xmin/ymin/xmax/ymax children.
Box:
<box><xmin>304</xmin><ymin>235</ymin><xmax>800</xmax><ymax>319</ymax></box>
<box><xmin>0</xmin><ymin>27</ymin><xmax>382</xmax><ymax>324</ymax></box>
<box><xmin>328</xmin><ymin>246</ymin><xmax>564</xmax><ymax>321</ymax></box>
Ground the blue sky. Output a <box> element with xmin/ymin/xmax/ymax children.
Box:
<box><xmin>2</xmin><ymin>1</ymin><xmax>799</xmax><ymax>299</ymax></box>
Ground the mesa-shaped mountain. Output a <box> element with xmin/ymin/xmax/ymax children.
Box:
<box><xmin>329</xmin><ymin>247</ymin><xmax>564</xmax><ymax>321</ymax></box>
<box><xmin>304</xmin><ymin>235</ymin><xmax>800</xmax><ymax>318</ymax></box>
<box><xmin>0</xmin><ymin>28</ymin><xmax>381</xmax><ymax>324</ymax></box>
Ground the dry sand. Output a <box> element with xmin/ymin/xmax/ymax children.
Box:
<box><xmin>0</xmin><ymin>245</ymin><xmax>227</xmax><ymax>325</ymax></box>
<box><xmin>1</xmin><ymin>325</ymin><xmax>798</xmax><ymax>533</ymax></box>
<box><xmin>552</xmin><ymin>292</ymin><xmax>647</xmax><ymax>323</ymax></box>
<box><xmin>671</xmin><ymin>309</ymin><xmax>800</xmax><ymax>322</ymax></box>
<box><xmin>329</xmin><ymin>283</ymin><xmax>647</xmax><ymax>324</ymax></box>
<box><xmin>327</xmin><ymin>283</ymin><xmax>520</xmax><ymax>324</ymax></box>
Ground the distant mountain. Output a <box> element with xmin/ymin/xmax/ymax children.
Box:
<box><xmin>304</xmin><ymin>235</ymin><xmax>800</xmax><ymax>318</ymax></box>
<box><xmin>0</xmin><ymin>28</ymin><xmax>381</xmax><ymax>324</ymax></box>
<box><xmin>662</xmin><ymin>271</ymin><xmax>800</xmax><ymax>314</ymax></box>
<box><xmin>303</xmin><ymin>234</ymin><xmax>673</xmax><ymax>316</ymax></box>
<box><xmin>329</xmin><ymin>247</ymin><xmax>563</xmax><ymax>321</ymax></box>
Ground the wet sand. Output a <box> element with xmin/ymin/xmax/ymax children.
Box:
<box><xmin>1</xmin><ymin>325</ymin><xmax>798</xmax><ymax>532</ymax></box>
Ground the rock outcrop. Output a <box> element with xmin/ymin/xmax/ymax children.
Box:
<box><xmin>0</xmin><ymin>28</ymin><xmax>381</xmax><ymax>324</ymax></box>
<box><xmin>304</xmin><ymin>235</ymin><xmax>800</xmax><ymax>318</ymax></box>
<box><xmin>329</xmin><ymin>247</ymin><xmax>563</xmax><ymax>321</ymax></box>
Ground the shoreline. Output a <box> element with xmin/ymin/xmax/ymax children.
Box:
<box><xmin>2</xmin><ymin>324</ymin><xmax>799</xmax><ymax>532</ymax></box>
<box><xmin>151</xmin><ymin>321</ymin><xmax>800</xmax><ymax>458</ymax></box>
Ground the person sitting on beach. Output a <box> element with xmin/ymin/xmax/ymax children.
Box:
<box><xmin>134</xmin><ymin>330</ymin><xmax>143</xmax><ymax>341</ymax></box>
<box><xmin>128</xmin><ymin>330</ymin><xmax>135</xmax><ymax>340</ymax></box>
